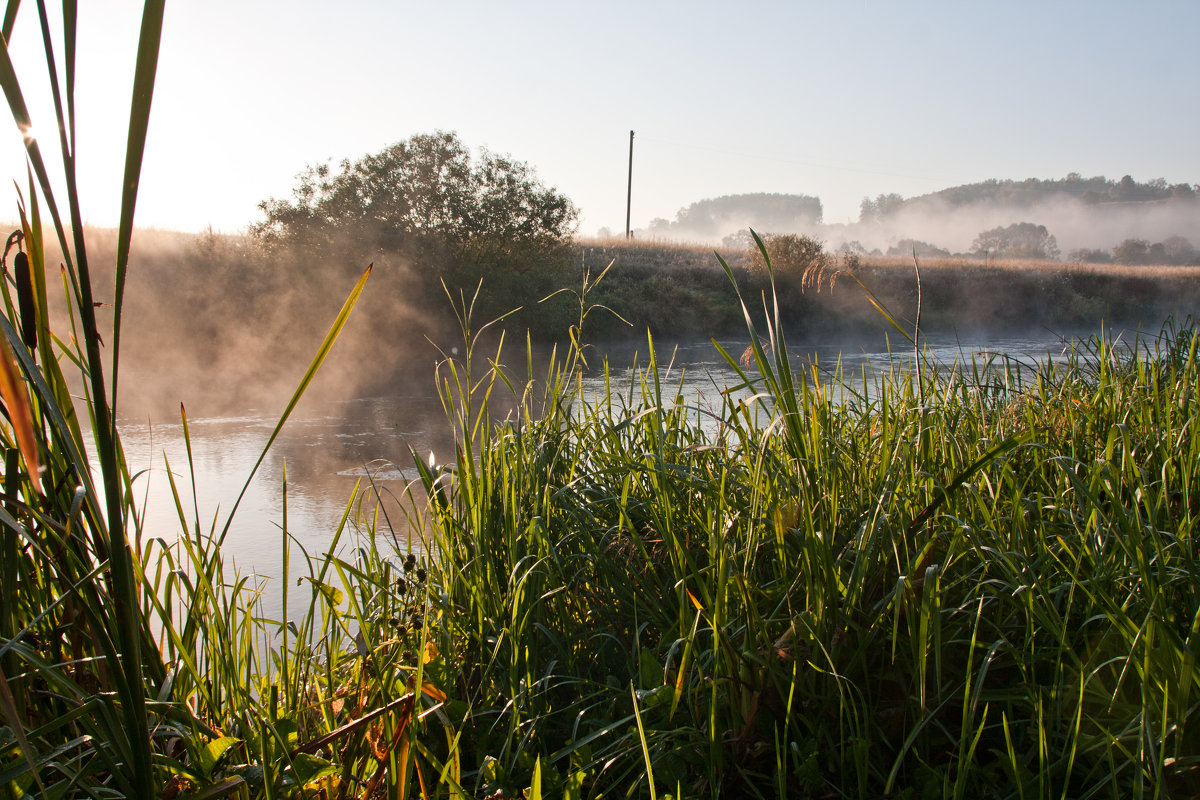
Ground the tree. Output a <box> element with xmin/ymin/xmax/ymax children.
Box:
<box><xmin>971</xmin><ymin>222</ymin><xmax>1060</xmax><ymax>260</ymax></box>
<box><xmin>1162</xmin><ymin>235</ymin><xmax>1197</xmax><ymax>264</ymax></box>
<box><xmin>1068</xmin><ymin>248</ymin><xmax>1112</xmax><ymax>264</ymax></box>
<box><xmin>656</xmin><ymin>193</ymin><xmax>822</xmax><ymax>240</ymax></box>
<box><xmin>252</xmin><ymin>131</ymin><xmax>580</xmax><ymax>336</ymax></box>
<box><xmin>886</xmin><ymin>239</ymin><xmax>949</xmax><ymax>258</ymax></box>
<box><xmin>253</xmin><ymin>131</ymin><xmax>578</xmax><ymax>266</ymax></box>
<box><xmin>859</xmin><ymin>193</ymin><xmax>905</xmax><ymax>223</ymax></box>
<box><xmin>1112</xmin><ymin>239</ymin><xmax>1151</xmax><ymax>265</ymax></box>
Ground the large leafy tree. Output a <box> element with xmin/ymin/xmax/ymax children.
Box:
<box><xmin>252</xmin><ymin>131</ymin><xmax>580</xmax><ymax>336</ymax></box>
<box><xmin>253</xmin><ymin>131</ymin><xmax>578</xmax><ymax>264</ymax></box>
<box><xmin>971</xmin><ymin>222</ymin><xmax>1060</xmax><ymax>260</ymax></box>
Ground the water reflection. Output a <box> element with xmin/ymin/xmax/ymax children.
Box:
<box><xmin>118</xmin><ymin>331</ymin><xmax>1079</xmax><ymax>589</ymax></box>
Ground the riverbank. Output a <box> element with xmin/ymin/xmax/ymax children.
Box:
<box><xmin>572</xmin><ymin>236</ymin><xmax>1200</xmax><ymax>340</ymax></box>
<box><xmin>54</xmin><ymin>229</ymin><xmax>1188</xmax><ymax>420</ymax></box>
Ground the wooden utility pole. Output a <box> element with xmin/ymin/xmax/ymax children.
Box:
<box><xmin>625</xmin><ymin>130</ymin><xmax>634</xmax><ymax>239</ymax></box>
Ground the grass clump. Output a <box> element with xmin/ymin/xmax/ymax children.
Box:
<box><xmin>0</xmin><ymin>6</ymin><xmax>444</xmax><ymax>798</ymax></box>
<box><xmin>410</xmin><ymin>257</ymin><xmax>1200</xmax><ymax>797</ymax></box>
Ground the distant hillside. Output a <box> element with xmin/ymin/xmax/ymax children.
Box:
<box><xmin>863</xmin><ymin>174</ymin><xmax>1198</xmax><ymax>221</ymax></box>
<box><xmin>639</xmin><ymin>175</ymin><xmax>1199</xmax><ymax>256</ymax></box>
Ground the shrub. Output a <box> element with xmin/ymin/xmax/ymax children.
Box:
<box><xmin>747</xmin><ymin>232</ymin><xmax>829</xmax><ymax>276</ymax></box>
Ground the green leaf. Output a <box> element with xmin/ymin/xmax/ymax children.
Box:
<box><xmin>303</xmin><ymin>576</ymin><xmax>344</xmax><ymax>608</ymax></box>
<box><xmin>284</xmin><ymin>753</ymin><xmax>336</xmax><ymax>787</ymax></box>
<box><xmin>198</xmin><ymin>735</ymin><xmax>241</xmax><ymax>779</ymax></box>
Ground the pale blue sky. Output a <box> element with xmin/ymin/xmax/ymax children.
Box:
<box><xmin>3</xmin><ymin>1</ymin><xmax>1197</xmax><ymax>236</ymax></box>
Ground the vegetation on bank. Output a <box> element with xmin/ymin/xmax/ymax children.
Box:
<box><xmin>573</xmin><ymin>236</ymin><xmax>1200</xmax><ymax>341</ymax></box>
<box><xmin>398</xmin><ymin>257</ymin><xmax>1200</xmax><ymax>798</ymax></box>
<box><xmin>20</xmin><ymin>225</ymin><xmax>1197</xmax><ymax>421</ymax></box>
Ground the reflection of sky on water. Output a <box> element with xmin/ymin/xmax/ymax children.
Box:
<box><xmin>115</xmin><ymin>329</ymin><xmax>1087</xmax><ymax>616</ymax></box>
<box><xmin>576</xmin><ymin>332</ymin><xmax>1076</xmax><ymax>436</ymax></box>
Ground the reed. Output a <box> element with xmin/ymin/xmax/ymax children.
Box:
<box><xmin>412</xmin><ymin>250</ymin><xmax>1199</xmax><ymax>797</ymax></box>
<box><xmin>0</xmin><ymin>5</ymin><xmax>425</xmax><ymax>798</ymax></box>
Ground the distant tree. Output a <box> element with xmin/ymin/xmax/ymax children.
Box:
<box><xmin>1112</xmin><ymin>175</ymin><xmax>1141</xmax><ymax>202</ymax></box>
<box><xmin>722</xmin><ymin>229</ymin><xmax>753</xmax><ymax>250</ymax></box>
<box><xmin>893</xmin><ymin>173</ymin><xmax>1191</xmax><ymax>210</ymax></box>
<box><xmin>838</xmin><ymin>240</ymin><xmax>868</xmax><ymax>255</ymax></box>
<box><xmin>859</xmin><ymin>193</ymin><xmax>905</xmax><ymax>223</ymax></box>
<box><xmin>1162</xmin><ymin>235</ymin><xmax>1197</xmax><ymax>264</ymax></box>
<box><xmin>1068</xmin><ymin>248</ymin><xmax>1113</xmax><ymax>264</ymax></box>
<box><xmin>660</xmin><ymin>193</ymin><xmax>822</xmax><ymax>239</ymax></box>
<box><xmin>971</xmin><ymin>222</ymin><xmax>1060</xmax><ymax>260</ymax></box>
<box><xmin>1112</xmin><ymin>238</ymin><xmax>1151</xmax><ymax>265</ymax></box>
<box><xmin>1171</xmin><ymin>184</ymin><xmax>1197</xmax><ymax>200</ymax></box>
<box><xmin>253</xmin><ymin>130</ymin><xmax>577</xmax><ymax>266</ymax></box>
<box><xmin>886</xmin><ymin>239</ymin><xmax>949</xmax><ymax>258</ymax></box>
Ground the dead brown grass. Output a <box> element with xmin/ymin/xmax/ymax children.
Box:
<box><xmin>857</xmin><ymin>253</ymin><xmax>1200</xmax><ymax>278</ymax></box>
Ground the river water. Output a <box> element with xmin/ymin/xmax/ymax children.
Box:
<box><xmin>116</xmin><ymin>330</ymin><xmax>1084</xmax><ymax>604</ymax></box>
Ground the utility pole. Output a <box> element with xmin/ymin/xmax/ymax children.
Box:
<box><xmin>625</xmin><ymin>130</ymin><xmax>634</xmax><ymax>239</ymax></box>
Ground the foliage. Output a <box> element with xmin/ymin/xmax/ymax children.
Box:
<box><xmin>1162</xmin><ymin>234</ymin><xmax>1199</xmax><ymax>264</ymax></box>
<box><xmin>902</xmin><ymin>173</ymin><xmax>1199</xmax><ymax>211</ymax></box>
<box><xmin>1113</xmin><ymin>238</ymin><xmax>1152</xmax><ymax>265</ymax></box>
<box><xmin>1069</xmin><ymin>247</ymin><xmax>1113</xmax><ymax>264</ymax></box>
<box><xmin>254</xmin><ymin>131</ymin><xmax>577</xmax><ymax>258</ymax></box>
<box><xmin>859</xmin><ymin>191</ymin><xmax>906</xmax><ymax>222</ymax></box>
<box><xmin>886</xmin><ymin>238</ymin><xmax>949</xmax><ymax>258</ymax></box>
<box><xmin>253</xmin><ymin>131</ymin><xmax>579</xmax><ymax>332</ymax></box>
<box><xmin>972</xmin><ymin>221</ymin><xmax>1060</xmax><ymax>260</ymax></box>
<box><xmin>1113</xmin><ymin>236</ymin><xmax>1199</xmax><ymax>266</ymax></box>
<box><xmin>746</xmin><ymin>232</ymin><xmax>829</xmax><ymax>276</ymax></box>
<box><xmin>412</xmin><ymin>244</ymin><xmax>1200</xmax><ymax>796</ymax></box>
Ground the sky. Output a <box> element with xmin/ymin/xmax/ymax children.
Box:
<box><xmin>2</xmin><ymin>1</ymin><xmax>1198</xmax><ymax>238</ymax></box>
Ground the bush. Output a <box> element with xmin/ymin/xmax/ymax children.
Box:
<box><xmin>747</xmin><ymin>232</ymin><xmax>829</xmax><ymax>276</ymax></box>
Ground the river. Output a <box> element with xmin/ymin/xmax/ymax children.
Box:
<box><xmin>116</xmin><ymin>329</ymin><xmax>1084</xmax><ymax>611</ymax></box>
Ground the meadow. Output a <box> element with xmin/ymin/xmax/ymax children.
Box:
<box><xmin>2</xmin><ymin>6</ymin><xmax>1199</xmax><ymax>797</ymax></box>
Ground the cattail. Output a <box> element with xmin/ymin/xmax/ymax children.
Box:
<box><xmin>14</xmin><ymin>251</ymin><xmax>36</xmax><ymax>351</ymax></box>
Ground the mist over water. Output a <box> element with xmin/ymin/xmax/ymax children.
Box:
<box><xmin>118</xmin><ymin>328</ymin><xmax>1086</xmax><ymax>594</ymax></box>
<box><xmin>832</xmin><ymin>197</ymin><xmax>1200</xmax><ymax>255</ymax></box>
<box><xmin>634</xmin><ymin>187</ymin><xmax>1200</xmax><ymax>257</ymax></box>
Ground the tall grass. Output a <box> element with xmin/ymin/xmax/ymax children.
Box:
<box><xmin>412</xmin><ymin>249</ymin><xmax>1199</xmax><ymax>797</ymax></box>
<box><xmin>0</xmin><ymin>5</ymin><xmax>450</xmax><ymax>798</ymax></box>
